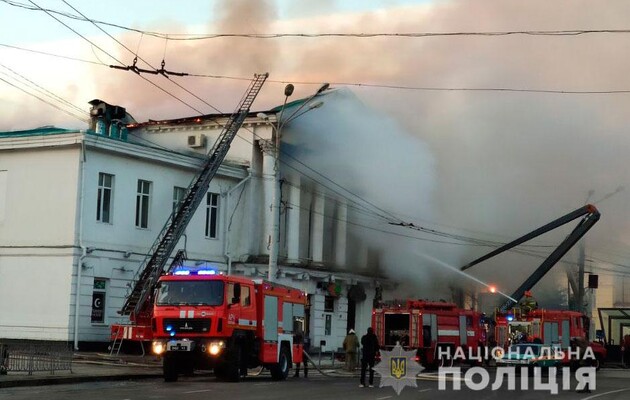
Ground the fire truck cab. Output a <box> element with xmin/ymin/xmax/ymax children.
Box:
<box><xmin>150</xmin><ymin>269</ymin><xmax>306</xmax><ymax>382</ymax></box>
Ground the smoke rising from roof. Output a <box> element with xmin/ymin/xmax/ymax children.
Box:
<box><xmin>4</xmin><ymin>0</ymin><xmax>630</xmax><ymax>304</ymax></box>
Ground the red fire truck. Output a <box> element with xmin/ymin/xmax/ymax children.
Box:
<box><xmin>150</xmin><ymin>269</ymin><xmax>306</xmax><ymax>381</ymax></box>
<box><xmin>373</xmin><ymin>300</ymin><xmax>488</xmax><ymax>369</ymax></box>
<box><xmin>493</xmin><ymin>305</ymin><xmax>607</xmax><ymax>368</ymax></box>
<box><xmin>462</xmin><ymin>204</ymin><xmax>606</xmax><ymax>367</ymax></box>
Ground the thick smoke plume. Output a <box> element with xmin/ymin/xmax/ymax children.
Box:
<box><xmin>3</xmin><ymin>0</ymin><xmax>630</xmax><ymax>303</ymax></box>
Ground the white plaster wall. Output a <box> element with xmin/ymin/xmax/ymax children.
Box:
<box><xmin>0</xmin><ymin>144</ymin><xmax>80</xmax><ymax>340</ymax></box>
<box><xmin>74</xmin><ymin>145</ymin><xmax>253</xmax><ymax>341</ymax></box>
<box><xmin>0</xmin><ymin>252</ymin><xmax>75</xmax><ymax>340</ymax></box>
<box><xmin>81</xmin><ymin>148</ymin><xmax>231</xmax><ymax>259</ymax></box>
<box><xmin>134</xmin><ymin>123</ymin><xmax>272</xmax><ymax>167</ymax></box>
<box><xmin>0</xmin><ymin>146</ymin><xmax>80</xmax><ymax>245</ymax></box>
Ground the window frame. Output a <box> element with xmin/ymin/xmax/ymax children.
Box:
<box><xmin>205</xmin><ymin>192</ymin><xmax>220</xmax><ymax>239</ymax></box>
<box><xmin>96</xmin><ymin>173</ymin><xmax>114</xmax><ymax>224</ymax></box>
<box><xmin>172</xmin><ymin>186</ymin><xmax>186</xmax><ymax>213</ymax></box>
<box><xmin>135</xmin><ymin>179</ymin><xmax>152</xmax><ymax>229</ymax></box>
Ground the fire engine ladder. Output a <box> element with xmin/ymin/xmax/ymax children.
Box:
<box><xmin>119</xmin><ymin>73</ymin><xmax>269</xmax><ymax>320</ymax></box>
<box><xmin>110</xmin><ymin>325</ymin><xmax>125</xmax><ymax>356</ymax></box>
<box><xmin>461</xmin><ymin>204</ymin><xmax>600</xmax><ymax>312</ymax></box>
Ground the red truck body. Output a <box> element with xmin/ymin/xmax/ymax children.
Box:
<box><xmin>373</xmin><ymin>300</ymin><xmax>487</xmax><ymax>369</ymax></box>
<box><xmin>148</xmin><ymin>270</ymin><xmax>306</xmax><ymax>381</ymax></box>
<box><xmin>494</xmin><ymin>307</ymin><xmax>607</xmax><ymax>367</ymax></box>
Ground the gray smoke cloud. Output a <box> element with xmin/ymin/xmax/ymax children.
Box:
<box><xmin>4</xmin><ymin>0</ymin><xmax>630</xmax><ymax>303</ymax></box>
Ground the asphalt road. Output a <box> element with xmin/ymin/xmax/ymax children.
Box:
<box><xmin>1</xmin><ymin>369</ymin><xmax>629</xmax><ymax>400</ymax></box>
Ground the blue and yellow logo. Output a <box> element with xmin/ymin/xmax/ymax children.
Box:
<box><xmin>390</xmin><ymin>356</ymin><xmax>407</xmax><ymax>379</ymax></box>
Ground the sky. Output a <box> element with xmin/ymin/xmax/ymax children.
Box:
<box><xmin>2</xmin><ymin>0</ymin><xmax>630</xmax><ymax>302</ymax></box>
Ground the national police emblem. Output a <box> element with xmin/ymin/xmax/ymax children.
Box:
<box><xmin>373</xmin><ymin>343</ymin><xmax>424</xmax><ymax>395</ymax></box>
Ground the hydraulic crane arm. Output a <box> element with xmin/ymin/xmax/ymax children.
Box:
<box><xmin>461</xmin><ymin>204</ymin><xmax>600</xmax><ymax>311</ymax></box>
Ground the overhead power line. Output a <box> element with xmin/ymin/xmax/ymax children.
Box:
<box><xmin>6</xmin><ymin>42</ymin><xmax>630</xmax><ymax>96</ymax></box>
<box><xmin>0</xmin><ymin>62</ymin><xmax>87</xmax><ymax>116</ymax></box>
<box><xmin>26</xmin><ymin>0</ymin><xmax>207</xmax><ymax>116</ymax></box>
<box><xmin>8</xmin><ymin>1</ymin><xmax>630</xmax><ymax>264</ymax></box>
<box><xmin>0</xmin><ymin>75</ymin><xmax>87</xmax><ymax>123</ymax></box>
<box><xmin>6</xmin><ymin>1</ymin><xmax>630</xmax><ymax>41</ymax></box>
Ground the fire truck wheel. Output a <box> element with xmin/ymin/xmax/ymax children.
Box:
<box><xmin>594</xmin><ymin>356</ymin><xmax>602</xmax><ymax>371</ymax></box>
<box><xmin>163</xmin><ymin>356</ymin><xmax>179</xmax><ymax>382</ymax></box>
<box><xmin>270</xmin><ymin>346</ymin><xmax>291</xmax><ymax>381</ymax></box>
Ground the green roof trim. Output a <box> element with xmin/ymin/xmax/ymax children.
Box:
<box><xmin>268</xmin><ymin>96</ymin><xmax>311</xmax><ymax>113</ymax></box>
<box><xmin>0</xmin><ymin>126</ymin><xmax>77</xmax><ymax>138</ymax></box>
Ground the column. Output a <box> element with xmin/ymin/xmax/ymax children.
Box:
<box><xmin>334</xmin><ymin>200</ymin><xmax>347</xmax><ymax>268</ymax></box>
<box><xmin>286</xmin><ymin>176</ymin><xmax>301</xmax><ymax>263</ymax></box>
<box><xmin>259</xmin><ymin>140</ymin><xmax>276</xmax><ymax>256</ymax></box>
<box><xmin>310</xmin><ymin>193</ymin><xmax>325</xmax><ymax>264</ymax></box>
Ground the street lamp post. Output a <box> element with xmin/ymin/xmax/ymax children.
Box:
<box><xmin>259</xmin><ymin>83</ymin><xmax>328</xmax><ymax>281</ymax></box>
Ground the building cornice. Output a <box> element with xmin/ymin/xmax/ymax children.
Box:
<box><xmin>0</xmin><ymin>131</ymin><xmax>248</xmax><ymax>179</ymax></box>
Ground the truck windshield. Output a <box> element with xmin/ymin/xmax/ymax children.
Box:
<box><xmin>156</xmin><ymin>281</ymin><xmax>224</xmax><ymax>306</ymax></box>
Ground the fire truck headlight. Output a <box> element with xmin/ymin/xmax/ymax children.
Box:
<box><xmin>152</xmin><ymin>341</ymin><xmax>165</xmax><ymax>355</ymax></box>
<box><xmin>208</xmin><ymin>341</ymin><xmax>225</xmax><ymax>356</ymax></box>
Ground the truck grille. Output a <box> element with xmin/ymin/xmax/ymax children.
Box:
<box><xmin>163</xmin><ymin>318</ymin><xmax>211</xmax><ymax>334</ymax></box>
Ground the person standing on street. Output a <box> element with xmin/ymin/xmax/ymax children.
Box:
<box><xmin>343</xmin><ymin>329</ymin><xmax>359</xmax><ymax>372</ymax></box>
<box><xmin>293</xmin><ymin>327</ymin><xmax>309</xmax><ymax>378</ymax></box>
<box><xmin>360</xmin><ymin>327</ymin><xmax>380</xmax><ymax>388</ymax></box>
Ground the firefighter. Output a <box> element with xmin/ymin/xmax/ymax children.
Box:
<box><xmin>359</xmin><ymin>327</ymin><xmax>380</xmax><ymax>388</ymax></box>
<box><xmin>343</xmin><ymin>329</ymin><xmax>359</xmax><ymax>371</ymax></box>
<box><xmin>293</xmin><ymin>327</ymin><xmax>308</xmax><ymax>378</ymax></box>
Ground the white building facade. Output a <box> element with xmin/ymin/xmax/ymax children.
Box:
<box><xmin>0</xmin><ymin>98</ymin><xmax>383</xmax><ymax>351</ymax></box>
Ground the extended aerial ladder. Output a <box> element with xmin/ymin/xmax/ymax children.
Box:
<box><xmin>461</xmin><ymin>204</ymin><xmax>600</xmax><ymax>312</ymax></box>
<box><xmin>110</xmin><ymin>73</ymin><xmax>268</xmax><ymax>353</ymax></box>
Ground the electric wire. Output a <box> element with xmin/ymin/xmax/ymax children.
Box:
<box><xmin>0</xmin><ymin>75</ymin><xmax>88</xmax><ymax>122</ymax></box>
<box><xmin>15</xmin><ymin>1</ymin><xmax>627</xmax><ymax>260</ymax></box>
<box><xmin>59</xmin><ymin>0</ymin><xmax>212</xmax><ymax>115</ymax></box>
<box><xmin>5</xmin><ymin>42</ymin><xmax>630</xmax><ymax>96</ymax></box>
<box><xmin>7</xmin><ymin>1</ymin><xmax>630</xmax><ymax>41</ymax></box>
<box><xmin>0</xmin><ymin>42</ymin><xmax>106</xmax><ymax>65</ymax></box>
<box><xmin>27</xmin><ymin>0</ymin><xmax>205</xmax><ymax>115</ymax></box>
<box><xmin>0</xmin><ymin>62</ymin><xmax>87</xmax><ymax>116</ymax></box>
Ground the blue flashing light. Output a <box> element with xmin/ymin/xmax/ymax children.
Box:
<box><xmin>506</xmin><ymin>315</ymin><xmax>514</xmax><ymax>322</ymax></box>
<box><xmin>174</xmin><ymin>270</ymin><xmax>190</xmax><ymax>275</ymax></box>
<box><xmin>165</xmin><ymin>325</ymin><xmax>173</xmax><ymax>332</ymax></box>
<box><xmin>197</xmin><ymin>269</ymin><xmax>217</xmax><ymax>275</ymax></box>
<box><xmin>170</xmin><ymin>331</ymin><xmax>176</xmax><ymax>337</ymax></box>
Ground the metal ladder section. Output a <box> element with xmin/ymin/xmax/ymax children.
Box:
<box><xmin>120</xmin><ymin>73</ymin><xmax>269</xmax><ymax>319</ymax></box>
<box><xmin>109</xmin><ymin>325</ymin><xmax>146</xmax><ymax>356</ymax></box>
<box><xmin>110</xmin><ymin>325</ymin><xmax>124</xmax><ymax>356</ymax></box>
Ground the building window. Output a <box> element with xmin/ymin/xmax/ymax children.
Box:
<box><xmin>173</xmin><ymin>186</ymin><xmax>186</xmax><ymax>212</ymax></box>
<box><xmin>96</xmin><ymin>173</ymin><xmax>114</xmax><ymax>223</ymax></box>
<box><xmin>205</xmin><ymin>192</ymin><xmax>219</xmax><ymax>238</ymax></box>
<box><xmin>324</xmin><ymin>296</ymin><xmax>335</xmax><ymax>312</ymax></box>
<box><xmin>135</xmin><ymin>179</ymin><xmax>151</xmax><ymax>228</ymax></box>
<box><xmin>91</xmin><ymin>278</ymin><xmax>107</xmax><ymax>324</ymax></box>
<box><xmin>325</xmin><ymin>314</ymin><xmax>332</xmax><ymax>336</ymax></box>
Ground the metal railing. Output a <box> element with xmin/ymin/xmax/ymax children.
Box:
<box><xmin>0</xmin><ymin>343</ymin><xmax>72</xmax><ymax>375</ymax></box>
